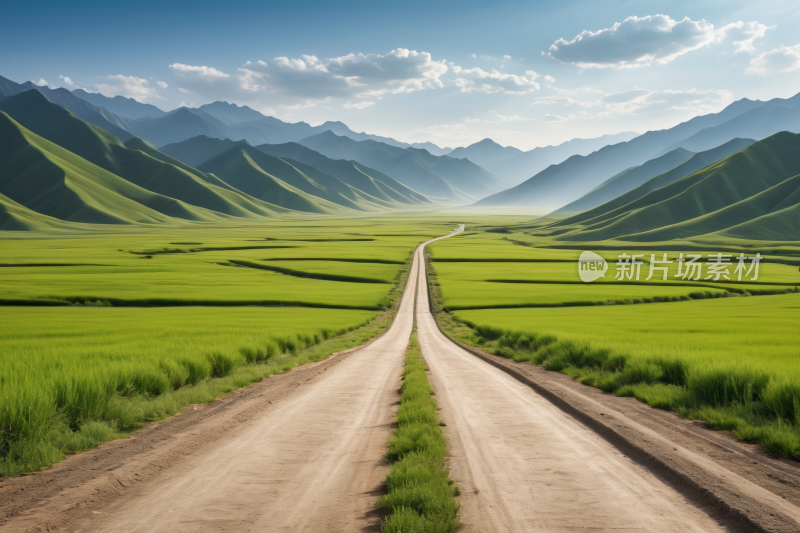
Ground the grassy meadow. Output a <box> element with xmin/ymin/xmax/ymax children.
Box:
<box><xmin>428</xmin><ymin>225</ymin><xmax>800</xmax><ymax>458</ymax></box>
<box><xmin>0</xmin><ymin>216</ymin><xmax>458</xmax><ymax>476</ymax></box>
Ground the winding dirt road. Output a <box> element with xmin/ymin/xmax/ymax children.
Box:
<box><xmin>4</xmin><ymin>224</ymin><xmax>800</xmax><ymax>532</ymax></box>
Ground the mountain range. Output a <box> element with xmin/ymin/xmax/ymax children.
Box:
<box><xmin>0</xmin><ymin>76</ymin><xmax>454</xmax><ymax>155</ymax></box>
<box><xmin>551</xmin><ymin>138</ymin><xmax>755</xmax><ymax>215</ymax></box>
<box><xmin>0</xmin><ymin>90</ymin><xmax>438</xmax><ymax>229</ymax></box>
<box><xmin>449</xmin><ymin>132</ymin><xmax>640</xmax><ymax>186</ymax></box>
<box><xmin>476</xmin><ymin>92</ymin><xmax>800</xmax><ymax>209</ymax></box>
<box><xmin>542</xmin><ymin>131</ymin><xmax>800</xmax><ymax>242</ymax></box>
<box><xmin>2</xmin><ymin>72</ymin><xmax>797</xmax><ymax>242</ymax></box>
<box><xmin>297</xmin><ymin>130</ymin><xmax>505</xmax><ymax>201</ymax></box>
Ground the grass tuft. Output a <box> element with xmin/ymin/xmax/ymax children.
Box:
<box><xmin>379</xmin><ymin>332</ymin><xmax>460</xmax><ymax>532</ymax></box>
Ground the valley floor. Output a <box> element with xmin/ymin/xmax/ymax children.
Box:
<box><xmin>3</xmin><ymin>225</ymin><xmax>800</xmax><ymax>532</ymax></box>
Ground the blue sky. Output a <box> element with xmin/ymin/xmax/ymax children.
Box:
<box><xmin>3</xmin><ymin>0</ymin><xmax>799</xmax><ymax>149</ymax></box>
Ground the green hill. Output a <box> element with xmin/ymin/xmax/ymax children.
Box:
<box><xmin>0</xmin><ymin>91</ymin><xmax>291</xmax><ymax>219</ymax></box>
<box><xmin>0</xmin><ymin>111</ymin><xmax>232</xmax><ymax>225</ymax></box>
<box><xmin>552</xmin><ymin>132</ymin><xmax>800</xmax><ymax>242</ymax></box>
<box><xmin>552</xmin><ymin>139</ymin><xmax>755</xmax><ymax>216</ymax></box>
<box><xmin>253</xmin><ymin>142</ymin><xmax>431</xmax><ymax>205</ymax></box>
<box><xmin>198</xmin><ymin>145</ymin><xmax>420</xmax><ymax>213</ymax></box>
<box><xmin>298</xmin><ymin>130</ymin><xmax>503</xmax><ymax>202</ymax></box>
<box><xmin>0</xmin><ymin>77</ymin><xmax>135</xmax><ymax>141</ymax></box>
<box><xmin>474</xmin><ymin>98</ymin><xmax>768</xmax><ymax>209</ymax></box>
<box><xmin>163</xmin><ymin>136</ymin><xmax>433</xmax><ymax>208</ymax></box>
<box><xmin>0</xmin><ymin>191</ymin><xmax>91</xmax><ymax>231</ymax></box>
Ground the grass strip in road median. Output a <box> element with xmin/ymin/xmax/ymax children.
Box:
<box><xmin>378</xmin><ymin>331</ymin><xmax>461</xmax><ymax>532</ymax></box>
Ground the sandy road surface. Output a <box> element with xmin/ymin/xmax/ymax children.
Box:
<box><xmin>76</xmin><ymin>228</ymin><xmax>463</xmax><ymax>533</ymax></box>
<box><xmin>415</xmin><ymin>249</ymin><xmax>730</xmax><ymax>532</ymax></box>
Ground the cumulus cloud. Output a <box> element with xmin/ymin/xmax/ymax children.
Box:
<box><xmin>169</xmin><ymin>50</ymin><xmax>449</xmax><ymax>110</ymax></box>
<box><xmin>36</xmin><ymin>78</ymin><xmax>48</xmax><ymax>86</ymax></box>
<box><xmin>719</xmin><ymin>21</ymin><xmax>773</xmax><ymax>53</ymax></box>
<box><xmin>747</xmin><ymin>43</ymin><xmax>800</xmax><ymax>75</ymax></box>
<box><xmin>502</xmin><ymin>55</ymin><xmax>512</xmax><ymax>60</ymax></box>
<box><xmin>343</xmin><ymin>101</ymin><xmax>375</xmax><ymax>110</ymax></box>
<box><xmin>94</xmin><ymin>75</ymin><xmax>158</xmax><ymax>101</ymax></box>
<box><xmin>544</xmin><ymin>15</ymin><xmax>770</xmax><ymax>69</ymax></box>
<box><xmin>169</xmin><ymin>63</ymin><xmax>230</xmax><ymax>79</ymax></box>
<box><xmin>156</xmin><ymin>80</ymin><xmax>168</xmax><ymax>89</ymax></box>
<box><xmin>544</xmin><ymin>75</ymin><xmax>556</xmax><ymax>83</ymax></box>
<box><xmin>450</xmin><ymin>65</ymin><xmax>540</xmax><ymax>94</ymax></box>
<box><xmin>245</xmin><ymin>49</ymin><xmax>447</xmax><ymax>101</ymax></box>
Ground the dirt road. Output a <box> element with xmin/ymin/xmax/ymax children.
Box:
<box><xmin>66</xmin><ymin>228</ymin><xmax>463</xmax><ymax>533</ymax></box>
<box><xmin>415</xmin><ymin>249</ymin><xmax>734</xmax><ymax>532</ymax></box>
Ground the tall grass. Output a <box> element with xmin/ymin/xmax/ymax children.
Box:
<box><xmin>451</xmin><ymin>301</ymin><xmax>800</xmax><ymax>459</ymax></box>
<box><xmin>0</xmin><ymin>307</ymin><xmax>376</xmax><ymax>477</ymax></box>
<box><xmin>379</xmin><ymin>332</ymin><xmax>460</xmax><ymax>532</ymax></box>
<box><xmin>426</xmin><ymin>253</ymin><xmax>800</xmax><ymax>459</ymax></box>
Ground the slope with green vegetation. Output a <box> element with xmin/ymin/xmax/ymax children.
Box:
<box><xmin>299</xmin><ymin>130</ymin><xmax>503</xmax><ymax>202</ymax></box>
<box><xmin>0</xmin><ymin>77</ymin><xmax>135</xmax><ymax>140</ymax></box>
<box><xmin>549</xmin><ymin>131</ymin><xmax>800</xmax><ymax>242</ymax></box>
<box><xmin>474</xmin><ymin>97</ymin><xmax>770</xmax><ymax>209</ymax></box>
<box><xmin>0</xmin><ymin>91</ymin><xmax>299</xmax><ymax>219</ymax></box>
<box><xmin>551</xmin><ymin>147</ymin><xmax>696</xmax><ymax>215</ymax></box>
<box><xmin>199</xmin><ymin>144</ymin><xmax>428</xmax><ymax>213</ymax></box>
<box><xmin>0</xmin><ymin>111</ymin><xmax>232</xmax><ymax>225</ymax></box>
<box><xmin>253</xmin><ymin>141</ymin><xmax>432</xmax><ymax>205</ymax></box>
<box><xmin>159</xmin><ymin>135</ymin><xmax>252</xmax><ymax>167</ymax></box>
<box><xmin>553</xmin><ymin>138</ymin><xmax>756</xmax><ymax>220</ymax></box>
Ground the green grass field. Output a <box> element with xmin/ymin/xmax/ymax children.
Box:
<box><xmin>0</xmin><ymin>216</ymin><xmax>459</xmax><ymax>477</ymax></box>
<box><xmin>428</xmin><ymin>226</ymin><xmax>800</xmax><ymax>459</ymax></box>
<box><xmin>0</xmin><ymin>220</ymin><xmax>451</xmax><ymax>308</ymax></box>
<box><xmin>430</xmin><ymin>237</ymin><xmax>800</xmax><ymax>309</ymax></box>
<box><xmin>0</xmin><ymin>306</ymin><xmax>376</xmax><ymax>476</ymax></box>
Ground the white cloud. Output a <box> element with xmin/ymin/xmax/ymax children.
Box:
<box><xmin>169</xmin><ymin>63</ymin><xmax>230</xmax><ymax>79</ymax></box>
<box><xmin>544</xmin><ymin>15</ymin><xmax>770</xmax><ymax>69</ymax></box>
<box><xmin>747</xmin><ymin>43</ymin><xmax>800</xmax><ymax>75</ymax></box>
<box><xmin>178</xmin><ymin>87</ymin><xmax>192</xmax><ymax>93</ymax></box>
<box><xmin>36</xmin><ymin>78</ymin><xmax>48</xmax><ymax>86</ymax></box>
<box><xmin>450</xmin><ymin>65</ymin><xmax>541</xmax><ymax>94</ymax></box>
<box><xmin>719</xmin><ymin>21</ymin><xmax>773</xmax><ymax>53</ymax></box>
<box><xmin>343</xmin><ymin>101</ymin><xmax>375</xmax><ymax>110</ymax></box>
<box><xmin>169</xmin><ymin>50</ymin><xmax>448</xmax><ymax>110</ymax></box>
<box><xmin>94</xmin><ymin>75</ymin><xmax>158</xmax><ymax>101</ymax></box>
<box><xmin>245</xmin><ymin>49</ymin><xmax>448</xmax><ymax>101</ymax></box>
<box><xmin>502</xmin><ymin>55</ymin><xmax>512</xmax><ymax>60</ymax></box>
<box><xmin>59</xmin><ymin>75</ymin><xmax>75</xmax><ymax>86</ymax></box>
<box><xmin>544</xmin><ymin>75</ymin><xmax>556</xmax><ymax>83</ymax></box>
<box><xmin>156</xmin><ymin>80</ymin><xmax>168</xmax><ymax>89</ymax></box>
